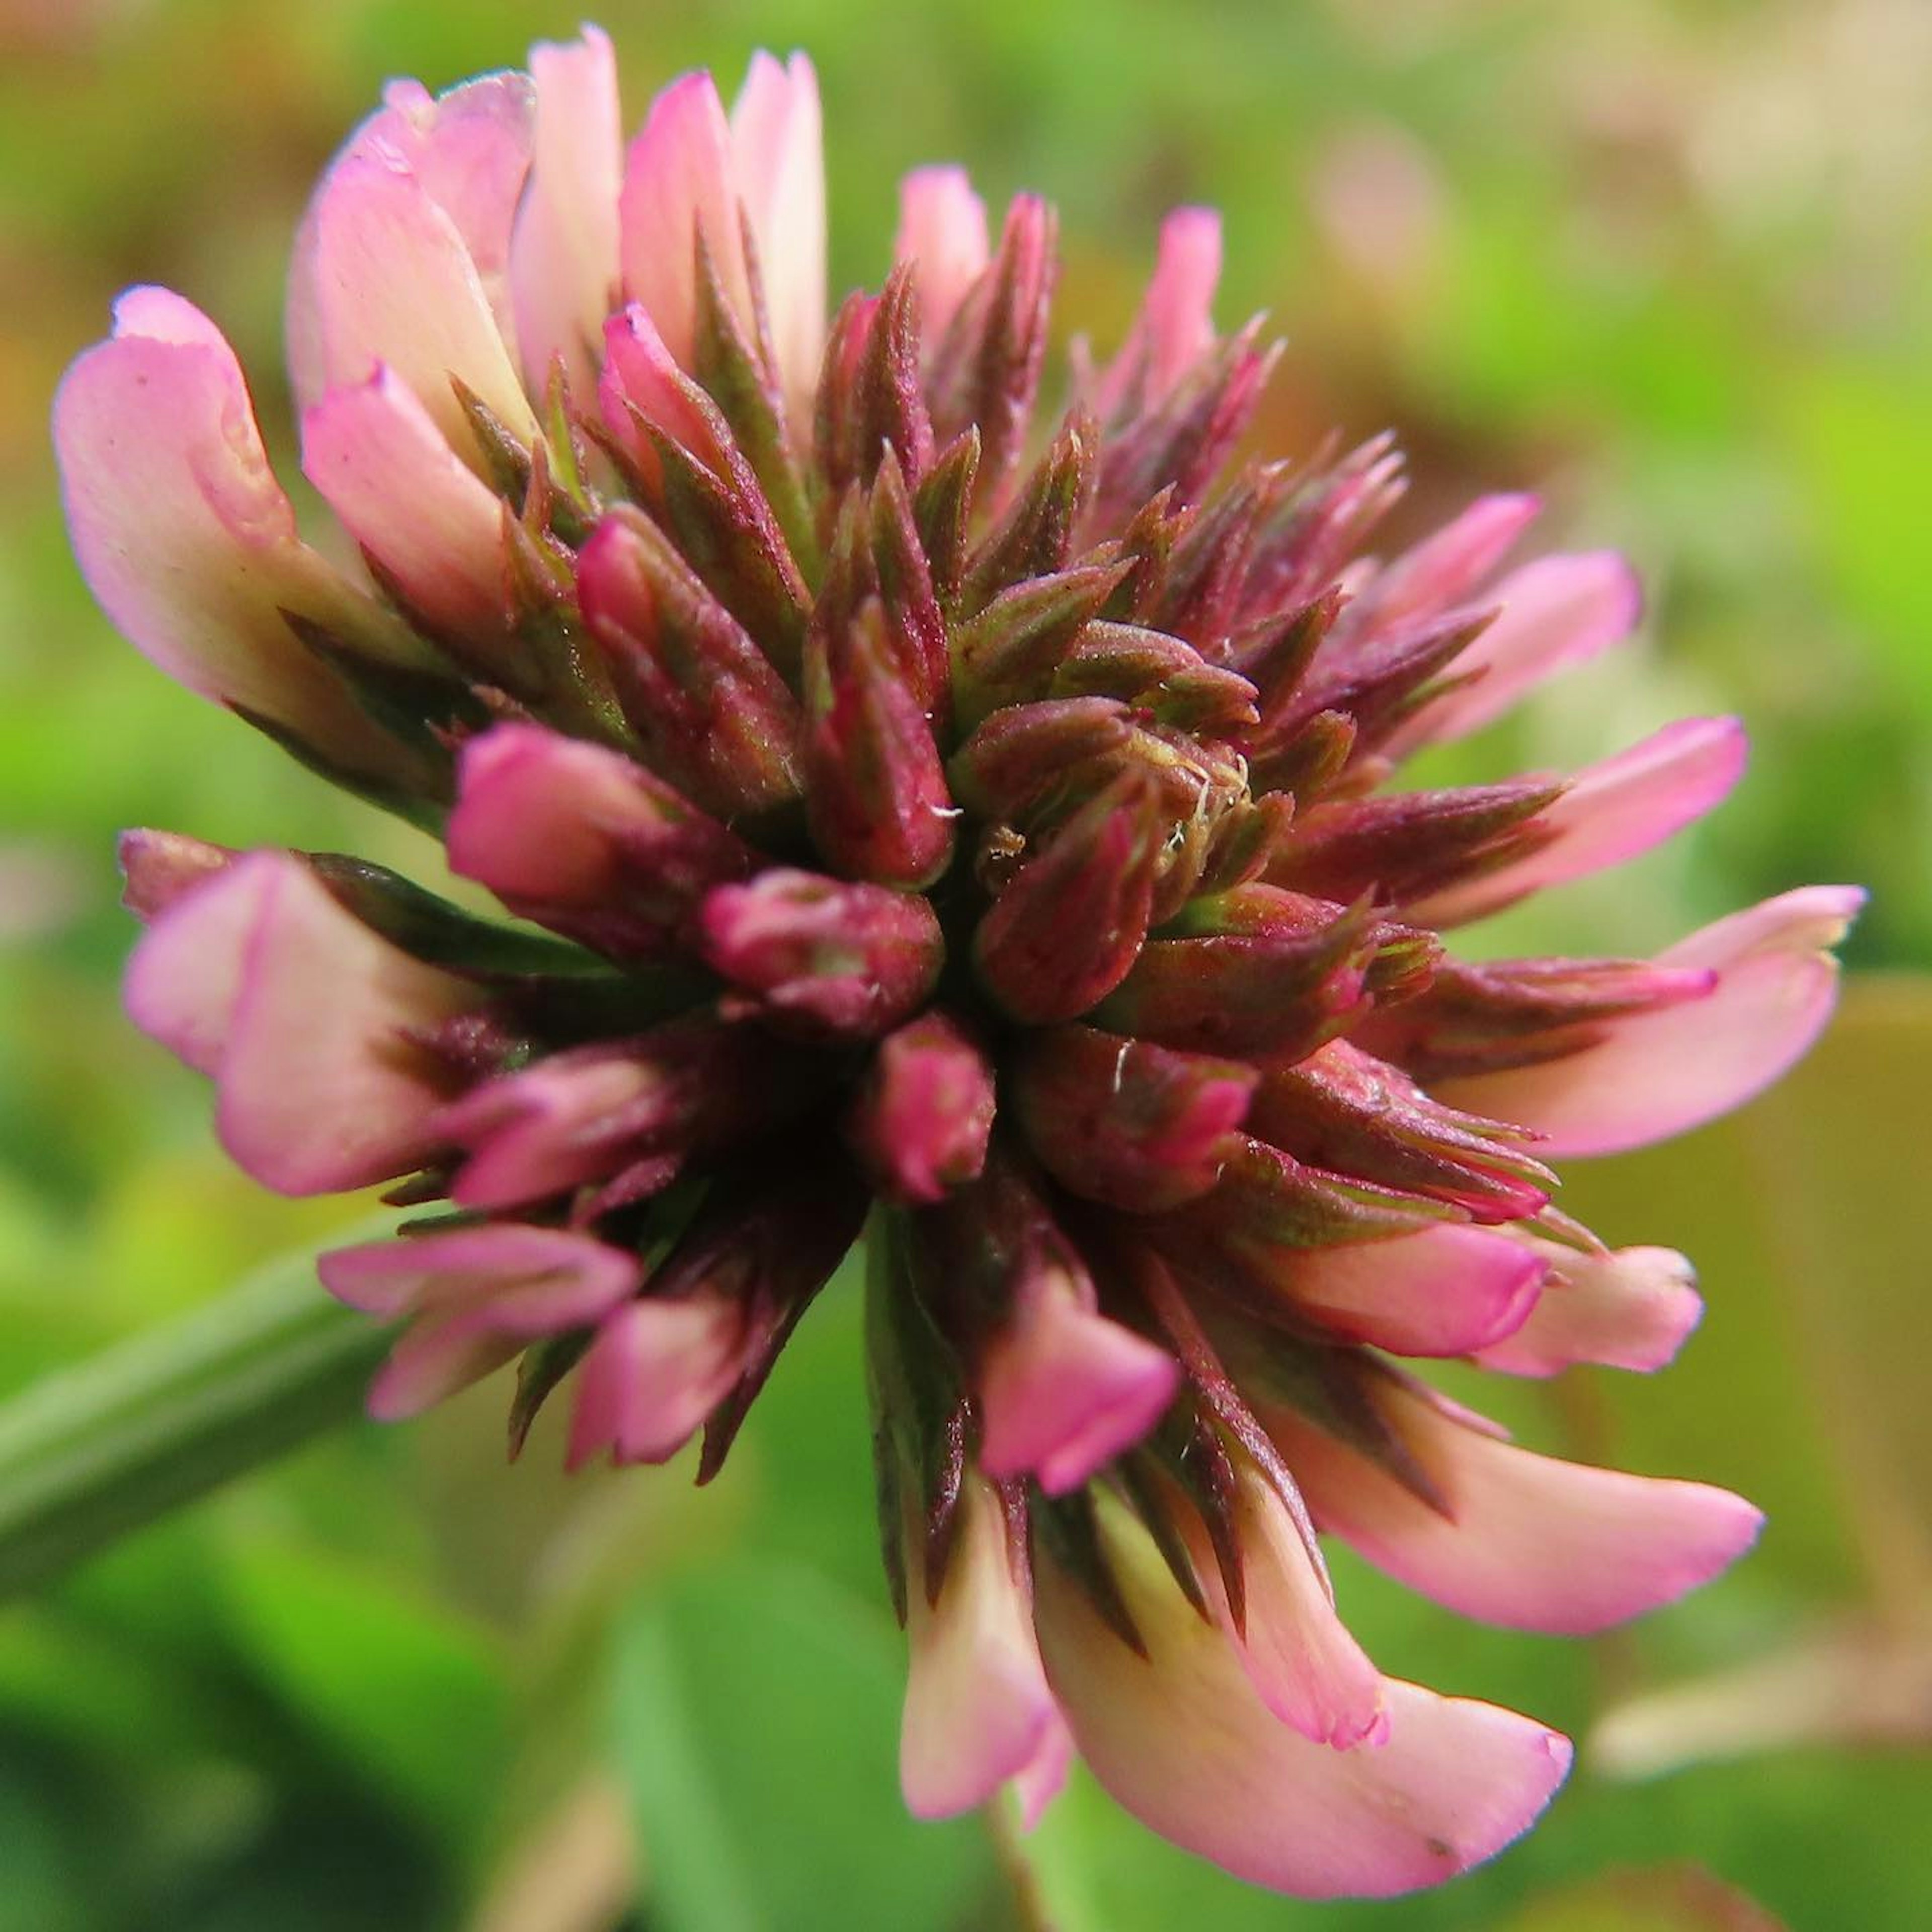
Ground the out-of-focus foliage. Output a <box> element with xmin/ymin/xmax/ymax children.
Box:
<box><xmin>0</xmin><ymin>0</ymin><xmax>1925</xmax><ymax>1925</ymax></box>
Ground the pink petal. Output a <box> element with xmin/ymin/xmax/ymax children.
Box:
<box><xmin>1011</xmin><ymin>1716</ymin><xmax>1074</xmax><ymax>1831</ymax></box>
<box><xmin>300</xmin><ymin>153</ymin><xmax>537</xmax><ymax>464</ymax></box>
<box><xmin>1476</xmin><ymin>1240</ymin><xmax>1702</xmax><ymax>1377</ymax></box>
<box><xmin>320</xmin><ymin>1223</ymin><xmax>640</xmax><ymax>1421</ymax></box>
<box><xmin>979</xmin><ymin>1276</ymin><xmax>1180</xmax><ymax>1494</ymax></box>
<box><xmin>729</xmin><ymin>51</ymin><xmax>826</xmax><ymax>421</ymax></box>
<box><xmin>1093</xmin><ymin>206</ymin><xmax>1223</xmax><ymax>417</ymax></box>
<box><xmin>509</xmin><ymin>28</ymin><xmax>623</xmax><ymax>397</ymax></box>
<box><xmin>302</xmin><ymin>366</ymin><xmax>512</xmax><ymax>638</ymax></box>
<box><xmin>895</xmin><ymin>165</ymin><xmax>990</xmax><ymax>344</ymax></box>
<box><xmin>1410</xmin><ymin>716</ymin><xmax>1750</xmax><ymax>926</ymax></box>
<box><xmin>598</xmin><ymin>303</ymin><xmax>729</xmax><ymax>472</ymax></box>
<box><xmin>440</xmin><ymin>1054</ymin><xmax>659</xmax><ymax>1210</ymax></box>
<box><xmin>1034</xmin><ymin>1503</ymin><xmax>1571</xmax><ymax>1899</ymax></box>
<box><xmin>54</xmin><ymin>298</ymin><xmax>418</xmax><ymax>739</ymax></box>
<box><xmin>901</xmin><ymin>1478</ymin><xmax>1062</xmax><ymax>1820</ymax></box>
<box><xmin>566</xmin><ymin>1292</ymin><xmax>750</xmax><ymax>1468</ymax></box>
<box><xmin>128</xmin><ymin>851</ymin><xmax>478</xmax><ymax>1194</ymax></box>
<box><xmin>448</xmin><ymin>721</ymin><xmax>657</xmax><ymax>904</ymax></box>
<box><xmin>618</xmin><ymin>70</ymin><xmax>749</xmax><ymax>373</ymax></box>
<box><xmin>1281</xmin><ymin>1224</ymin><xmax>1548</xmax><ymax>1357</ymax></box>
<box><xmin>1261</xmin><ymin>1380</ymin><xmax>1762</xmax><ymax>1634</ymax></box>
<box><xmin>118</xmin><ymin>829</ymin><xmax>234</xmax><ymax>923</ymax></box>
<box><xmin>1435</xmin><ymin>887</ymin><xmax>1864</xmax><ymax>1157</ymax></box>
<box><xmin>1184</xmin><ymin>1466</ymin><xmax>1388</xmax><ymax>1748</ymax></box>
<box><xmin>289</xmin><ymin>72</ymin><xmax>535</xmax><ymax>411</ymax></box>
<box><xmin>1348</xmin><ymin>493</ymin><xmax>1540</xmax><ymax>635</ymax></box>
<box><xmin>1392</xmin><ymin>550</ymin><xmax>1643</xmax><ymax>750</ymax></box>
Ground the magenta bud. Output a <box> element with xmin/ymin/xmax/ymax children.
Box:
<box><xmin>849</xmin><ymin>1012</ymin><xmax>996</xmax><ymax>1203</ymax></box>
<box><xmin>577</xmin><ymin>505</ymin><xmax>802</xmax><ymax>818</ymax></box>
<box><xmin>973</xmin><ymin>770</ymin><xmax>1162</xmax><ymax>1025</ymax></box>
<box><xmin>802</xmin><ymin>598</ymin><xmax>957</xmax><ymax>888</ymax></box>
<box><xmin>946</xmin><ymin>696</ymin><xmax>1135</xmax><ymax>823</ymax></box>
<box><xmin>1247</xmin><ymin>1042</ymin><xmax>1553</xmax><ymax>1224</ymax></box>
<box><xmin>700</xmin><ymin>867</ymin><xmax>945</xmax><ymax>1039</ymax></box>
<box><xmin>1012</xmin><ymin>1025</ymin><xmax>1257</xmax><ymax>1211</ymax></box>
<box><xmin>1094</xmin><ymin>887</ymin><xmax>1383</xmax><ymax>1057</ymax></box>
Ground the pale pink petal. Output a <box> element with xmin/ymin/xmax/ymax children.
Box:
<box><xmin>730</xmin><ymin>51</ymin><xmax>825</xmax><ymax>421</ymax></box>
<box><xmin>1034</xmin><ymin>1503</ymin><xmax>1571</xmax><ymax>1899</ymax></box>
<box><xmin>124</xmin><ymin>846</ymin><xmax>279</xmax><ymax>1076</ymax></box>
<box><xmin>440</xmin><ymin>1054</ymin><xmax>659</xmax><ymax>1210</ymax></box>
<box><xmin>1476</xmin><ymin>1241</ymin><xmax>1702</xmax><ymax>1377</ymax></box>
<box><xmin>510</xmin><ymin>27</ymin><xmax>623</xmax><ymax>396</ymax></box>
<box><xmin>901</xmin><ymin>1477</ymin><xmax>1061</xmax><ymax>1820</ymax></box>
<box><xmin>302</xmin><ymin>153</ymin><xmax>538</xmax><ymax>463</ymax></box>
<box><xmin>1349</xmin><ymin>493</ymin><xmax>1540</xmax><ymax>634</ymax></box>
<box><xmin>54</xmin><ymin>299</ymin><xmax>422</xmax><ymax>740</ymax></box>
<box><xmin>302</xmin><ymin>366</ymin><xmax>512</xmax><ymax>638</ymax></box>
<box><xmin>448</xmin><ymin>721</ymin><xmax>662</xmax><ymax>904</ymax></box>
<box><xmin>320</xmin><ymin>1223</ymin><xmax>640</xmax><ymax>1420</ymax></box>
<box><xmin>979</xmin><ymin>1276</ymin><xmax>1180</xmax><ymax>1494</ymax></box>
<box><xmin>1435</xmin><ymin>887</ymin><xmax>1864</xmax><ymax>1157</ymax></box>
<box><xmin>1410</xmin><ymin>717</ymin><xmax>1750</xmax><ymax>926</ymax></box>
<box><xmin>129</xmin><ymin>851</ymin><xmax>477</xmax><ymax>1194</ymax></box>
<box><xmin>289</xmin><ymin>73</ymin><xmax>535</xmax><ymax>410</ymax></box>
<box><xmin>1184</xmin><ymin>1466</ymin><xmax>1388</xmax><ymax>1748</ymax></box>
<box><xmin>1279</xmin><ymin>1224</ymin><xmax>1547</xmax><ymax>1357</ymax></box>
<box><xmin>566</xmin><ymin>1292</ymin><xmax>750</xmax><ymax>1468</ymax></box>
<box><xmin>1094</xmin><ymin>206</ymin><xmax>1223</xmax><ymax>417</ymax></box>
<box><xmin>895</xmin><ymin>166</ymin><xmax>990</xmax><ymax>344</ymax></box>
<box><xmin>1392</xmin><ymin>550</ymin><xmax>1643</xmax><ymax>750</ymax></box>
<box><xmin>618</xmin><ymin>71</ymin><xmax>750</xmax><ymax>372</ymax></box>
<box><xmin>1261</xmin><ymin>1381</ymin><xmax>1762</xmax><ymax>1634</ymax></box>
<box><xmin>118</xmin><ymin>829</ymin><xmax>234</xmax><ymax>923</ymax></box>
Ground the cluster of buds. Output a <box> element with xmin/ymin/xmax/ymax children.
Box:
<box><xmin>57</xmin><ymin>32</ymin><xmax>1859</xmax><ymax>1898</ymax></box>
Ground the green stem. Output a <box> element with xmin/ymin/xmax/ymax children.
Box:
<box><xmin>0</xmin><ymin>1238</ymin><xmax>392</xmax><ymax>1600</ymax></box>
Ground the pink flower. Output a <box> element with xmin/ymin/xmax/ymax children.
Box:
<box><xmin>62</xmin><ymin>29</ymin><xmax>1859</xmax><ymax>1900</ymax></box>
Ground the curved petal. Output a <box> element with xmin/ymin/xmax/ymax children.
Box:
<box><xmin>1034</xmin><ymin>1504</ymin><xmax>1571</xmax><ymax>1899</ymax></box>
<box><xmin>618</xmin><ymin>70</ymin><xmax>749</xmax><ymax>372</ymax></box>
<box><xmin>730</xmin><ymin>51</ymin><xmax>825</xmax><ymax>421</ymax></box>
<box><xmin>128</xmin><ymin>851</ymin><xmax>477</xmax><ymax>1194</ymax></box>
<box><xmin>510</xmin><ymin>27</ymin><xmax>623</xmax><ymax>397</ymax></box>
<box><xmin>978</xmin><ymin>1274</ymin><xmax>1179</xmax><ymax>1494</ymax></box>
<box><xmin>895</xmin><ymin>165</ymin><xmax>990</xmax><ymax>345</ymax></box>
<box><xmin>1277</xmin><ymin>1224</ymin><xmax>1547</xmax><ymax>1357</ymax></box>
<box><xmin>1183</xmin><ymin>1465</ymin><xmax>1387</xmax><ymax>1747</ymax></box>
<box><xmin>320</xmin><ymin>1222</ymin><xmax>640</xmax><ymax>1421</ymax></box>
<box><xmin>1435</xmin><ymin>887</ymin><xmax>1864</xmax><ymax>1156</ymax></box>
<box><xmin>54</xmin><ymin>296</ymin><xmax>423</xmax><ymax>748</ymax></box>
<box><xmin>1261</xmin><ymin>1379</ymin><xmax>1762</xmax><ymax>1633</ymax></box>
<box><xmin>566</xmin><ymin>1292</ymin><xmax>750</xmax><ymax>1468</ymax></box>
<box><xmin>901</xmin><ymin>1478</ymin><xmax>1061</xmax><ymax>1820</ymax></box>
<box><xmin>302</xmin><ymin>153</ymin><xmax>537</xmax><ymax>463</ymax></box>
<box><xmin>289</xmin><ymin>72</ymin><xmax>535</xmax><ymax>411</ymax></box>
<box><xmin>1348</xmin><ymin>493</ymin><xmax>1539</xmax><ymax>635</ymax></box>
<box><xmin>1393</xmin><ymin>550</ymin><xmax>1643</xmax><ymax>750</ymax></box>
<box><xmin>302</xmin><ymin>365</ymin><xmax>512</xmax><ymax>639</ymax></box>
<box><xmin>1410</xmin><ymin>716</ymin><xmax>1750</xmax><ymax>926</ymax></box>
<box><xmin>1476</xmin><ymin>1241</ymin><xmax>1702</xmax><ymax>1377</ymax></box>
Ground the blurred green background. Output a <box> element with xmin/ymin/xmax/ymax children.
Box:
<box><xmin>1</xmin><ymin>0</ymin><xmax>1928</xmax><ymax>1925</ymax></box>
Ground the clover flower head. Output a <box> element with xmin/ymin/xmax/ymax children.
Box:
<box><xmin>57</xmin><ymin>29</ymin><xmax>1860</xmax><ymax>1899</ymax></box>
